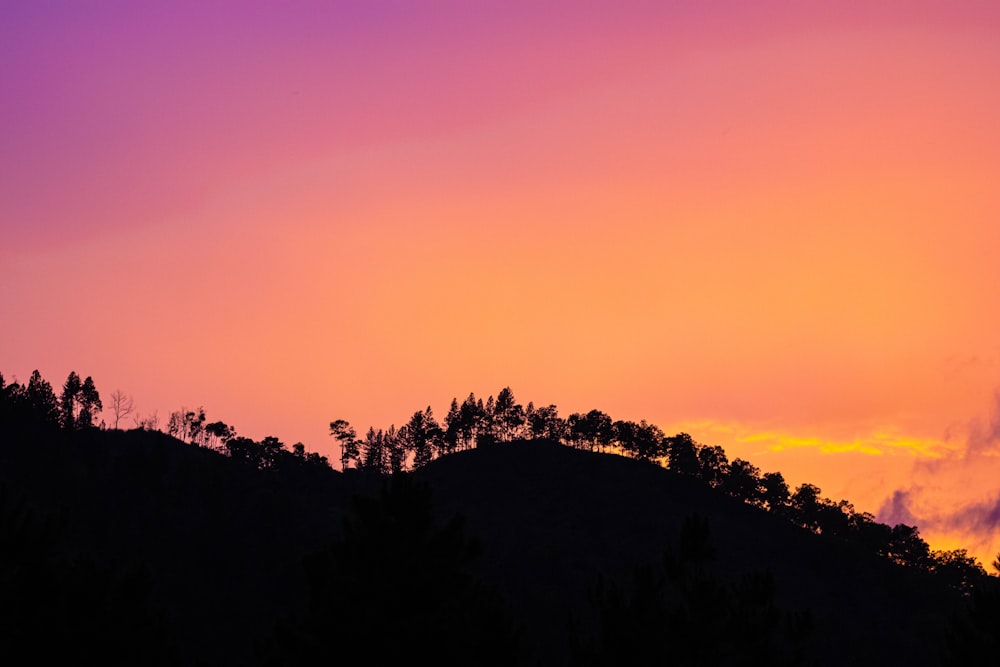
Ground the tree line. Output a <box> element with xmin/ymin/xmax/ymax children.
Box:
<box><xmin>1</xmin><ymin>371</ymin><xmax>990</xmax><ymax>594</ymax></box>
<box><xmin>330</xmin><ymin>386</ymin><xmax>990</xmax><ymax>593</ymax></box>
<box><xmin>0</xmin><ymin>369</ymin><xmax>330</xmax><ymax>475</ymax></box>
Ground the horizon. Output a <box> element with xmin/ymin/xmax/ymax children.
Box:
<box><xmin>3</xmin><ymin>3</ymin><xmax>1000</xmax><ymax>569</ymax></box>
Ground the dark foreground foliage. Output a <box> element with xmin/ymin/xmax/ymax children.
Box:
<box><xmin>571</xmin><ymin>515</ymin><xmax>812</xmax><ymax>667</ymax></box>
<box><xmin>259</xmin><ymin>474</ymin><xmax>520</xmax><ymax>666</ymax></box>
<box><xmin>0</xmin><ymin>486</ymin><xmax>179</xmax><ymax>665</ymax></box>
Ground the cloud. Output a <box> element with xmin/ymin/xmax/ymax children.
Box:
<box><xmin>876</xmin><ymin>489</ymin><xmax>920</xmax><ymax>527</ymax></box>
<box><xmin>876</xmin><ymin>387</ymin><xmax>1000</xmax><ymax>563</ymax></box>
<box><xmin>739</xmin><ymin>430</ymin><xmax>943</xmax><ymax>458</ymax></box>
<box><xmin>946</xmin><ymin>495</ymin><xmax>1000</xmax><ymax>536</ymax></box>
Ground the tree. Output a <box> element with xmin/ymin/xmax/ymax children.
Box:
<box><xmin>330</xmin><ymin>419</ymin><xmax>359</xmax><ymax>471</ymax></box>
<box><xmin>613</xmin><ymin>420</ymin><xmax>639</xmax><ymax>457</ymax></box>
<box><xmin>61</xmin><ymin>371</ymin><xmax>82</xmax><ymax>429</ymax></box>
<box><xmin>204</xmin><ymin>421</ymin><xmax>236</xmax><ymax>449</ymax></box>
<box><xmin>634</xmin><ymin>421</ymin><xmax>665</xmax><ymax>461</ymax></box>
<box><xmin>722</xmin><ymin>458</ymin><xmax>763</xmax><ymax>505</ymax></box>
<box><xmin>528</xmin><ymin>404</ymin><xmax>564</xmax><ymax>441</ymax></box>
<box><xmin>166</xmin><ymin>411</ymin><xmax>184</xmax><ymax>440</ymax></box>
<box><xmin>789</xmin><ymin>483</ymin><xmax>824</xmax><ymax>532</ymax></box>
<box><xmin>493</xmin><ymin>387</ymin><xmax>525</xmax><ymax>442</ymax></box>
<box><xmin>25</xmin><ymin>370</ymin><xmax>60</xmax><ymax>426</ymax></box>
<box><xmin>481</xmin><ymin>395</ymin><xmax>497</xmax><ymax>445</ymax></box>
<box><xmin>614</xmin><ymin>420</ymin><xmax>665</xmax><ymax>462</ymax></box>
<box><xmin>225</xmin><ymin>437</ymin><xmax>260</xmax><ymax>466</ymax></box>
<box><xmin>886</xmin><ymin>523</ymin><xmax>931</xmax><ymax>568</ymax></box>
<box><xmin>457</xmin><ymin>394</ymin><xmax>483</xmax><ymax>450</ymax></box>
<box><xmin>443</xmin><ymin>398</ymin><xmax>461</xmax><ymax>454</ymax></box>
<box><xmin>182</xmin><ymin>407</ymin><xmax>205</xmax><ymax>445</ymax></box>
<box><xmin>585</xmin><ymin>410</ymin><xmax>614</xmax><ymax>452</ymax></box>
<box><xmin>258</xmin><ymin>436</ymin><xmax>286</xmax><ymax>469</ymax></box>
<box><xmin>697</xmin><ymin>445</ymin><xmax>729</xmax><ymax>487</ymax></box>
<box><xmin>107</xmin><ymin>390</ymin><xmax>134</xmax><ymax>430</ymax></box>
<box><xmin>405</xmin><ymin>407</ymin><xmax>441</xmax><ymax>469</ymax></box>
<box><xmin>385</xmin><ymin>425</ymin><xmax>406</xmax><ymax>474</ymax></box>
<box><xmin>134</xmin><ymin>410</ymin><xmax>159</xmax><ymax>432</ymax></box>
<box><xmin>77</xmin><ymin>376</ymin><xmax>102</xmax><ymax>428</ymax></box>
<box><xmin>568</xmin><ymin>410</ymin><xmax>613</xmax><ymax>451</ymax></box>
<box><xmin>930</xmin><ymin>549</ymin><xmax>987</xmax><ymax>594</ymax></box>
<box><xmin>760</xmin><ymin>472</ymin><xmax>790</xmax><ymax>513</ymax></box>
<box><xmin>361</xmin><ymin>427</ymin><xmax>389</xmax><ymax>474</ymax></box>
<box><xmin>666</xmin><ymin>433</ymin><xmax>700</xmax><ymax>476</ymax></box>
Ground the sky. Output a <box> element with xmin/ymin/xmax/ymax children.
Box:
<box><xmin>3</xmin><ymin>1</ymin><xmax>1000</xmax><ymax>564</ymax></box>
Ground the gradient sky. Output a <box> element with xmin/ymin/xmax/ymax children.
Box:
<box><xmin>3</xmin><ymin>1</ymin><xmax>1000</xmax><ymax>564</ymax></box>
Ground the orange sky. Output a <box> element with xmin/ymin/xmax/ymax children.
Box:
<box><xmin>3</xmin><ymin>2</ymin><xmax>1000</xmax><ymax>564</ymax></box>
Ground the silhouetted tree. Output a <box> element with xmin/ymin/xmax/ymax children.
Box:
<box><xmin>13</xmin><ymin>370</ymin><xmax>61</xmax><ymax>428</ymax></box>
<box><xmin>165</xmin><ymin>406</ymin><xmax>205</xmax><ymax>443</ymax></box>
<box><xmin>697</xmin><ymin>445</ymin><xmax>729</xmax><ymax>487</ymax></box>
<box><xmin>443</xmin><ymin>398</ymin><xmax>462</xmax><ymax>454</ymax></box>
<box><xmin>568</xmin><ymin>410</ymin><xmax>613</xmax><ymax>452</ymax></box>
<box><xmin>761</xmin><ymin>471</ymin><xmax>791</xmax><ymax>513</ymax></box>
<box><xmin>789</xmin><ymin>483</ymin><xmax>824</xmax><ymax>533</ymax></box>
<box><xmin>588</xmin><ymin>410</ymin><xmax>614</xmax><ymax>452</ymax></box>
<box><xmin>528</xmin><ymin>404</ymin><xmax>565</xmax><ymax>442</ymax></box>
<box><xmin>385</xmin><ymin>424</ymin><xmax>406</xmax><ymax>474</ymax></box>
<box><xmin>613</xmin><ymin>420</ymin><xmax>639</xmax><ymax>457</ymax></box>
<box><xmin>108</xmin><ymin>390</ymin><xmax>134</xmax><ymax>430</ymax></box>
<box><xmin>329</xmin><ymin>419</ymin><xmax>359</xmax><ymax>471</ymax></box>
<box><xmin>77</xmin><ymin>376</ymin><xmax>102</xmax><ymax>428</ymax></box>
<box><xmin>361</xmin><ymin>427</ymin><xmax>396</xmax><ymax>474</ymax></box>
<box><xmin>259</xmin><ymin>436</ymin><xmax>286</xmax><ymax>469</ymax></box>
<box><xmin>493</xmin><ymin>387</ymin><xmax>525</xmax><ymax>442</ymax></box>
<box><xmin>226</xmin><ymin>437</ymin><xmax>261</xmax><ymax>466</ymax></box>
<box><xmin>613</xmin><ymin>419</ymin><xmax>663</xmax><ymax>462</ymax></box>
<box><xmin>183</xmin><ymin>407</ymin><xmax>205</xmax><ymax>445</ymax></box>
<box><xmin>480</xmin><ymin>395</ymin><xmax>498</xmax><ymax>445</ymax></box>
<box><xmin>457</xmin><ymin>393</ymin><xmax>484</xmax><ymax>449</ymax></box>
<box><xmin>886</xmin><ymin>523</ymin><xmax>931</xmax><ymax>568</ymax></box>
<box><xmin>205</xmin><ymin>421</ymin><xmax>236</xmax><ymax>449</ymax></box>
<box><xmin>723</xmin><ymin>458</ymin><xmax>763</xmax><ymax>506</ymax></box>
<box><xmin>666</xmin><ymin>433</ymin><xmax>701</xmax><ymax>476</ymax></box>
<box><xmin>929</xmin><ymin>549</ymin><xmax>987</xmax><ymax>594</ymax></box>
<box><xmin>61</xmin><ymin>371</ymin><xmax>82</xmax><ymax>429</ymax></box>
<box><xmin>816</xmin><ymin>497</ymin><xmax>855</xmax><ymax>538</ymax></box>
<box><xmin>405</xmin><ymin>406</ymin><xmax>442</xmax><ymax>468</ymax></box>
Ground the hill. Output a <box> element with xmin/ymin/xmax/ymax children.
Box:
<box><xmin>417</xmin><ymin>441</ymin><xmax>963</xmax><ymax>665</ymax></box>
<box><xmin>0</xmin><ymin>424</ymin><xmax>981</xmax><ymax>665</ymax></box>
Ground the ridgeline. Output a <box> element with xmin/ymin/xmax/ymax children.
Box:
<box><xmin>2</xmin><ymin>370</ymin><xmax>997</xmax><ymax>665</ymax></box>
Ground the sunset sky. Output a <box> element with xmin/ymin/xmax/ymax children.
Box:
<box><xmin>3</xmin><ymin>2</ymin><xmax>1000</xmax><ymax>564</ymax></box>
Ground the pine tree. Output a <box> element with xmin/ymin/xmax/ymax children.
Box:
<box><xmin>60</xmin><ymin>371</ymin><xmax>81</xmax><ymax>429</ymax></box>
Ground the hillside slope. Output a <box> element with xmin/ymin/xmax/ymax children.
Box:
<box><xmin>417</xmin><ymin>441</ymin><xmax>961</xmax><ymax>665</ymax></box>
<box><xmin>0</xmin><ymin>428</ymin><xmax>970</xmax><ymax>665</ymax></box>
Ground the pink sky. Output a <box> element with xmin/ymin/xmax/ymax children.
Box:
<box><xmin>3</xmin><ymin>1</ymin><xmax>1000</xmax><ymax>563</ymax></box>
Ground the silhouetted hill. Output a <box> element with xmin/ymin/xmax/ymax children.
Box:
<box><xmin>0</xmin><ymin>426</ymin><xmax>379</xmax><ymax>665</ymax></box>
<box><xmin>0</xmin><ymin>427</ymin><xmax>975</xmax><ymax>665</ymax></box>
<box><xmin>416</xmin><ymin>441</ymin><xmax>964</xmax><ymax>665</ymax></box>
